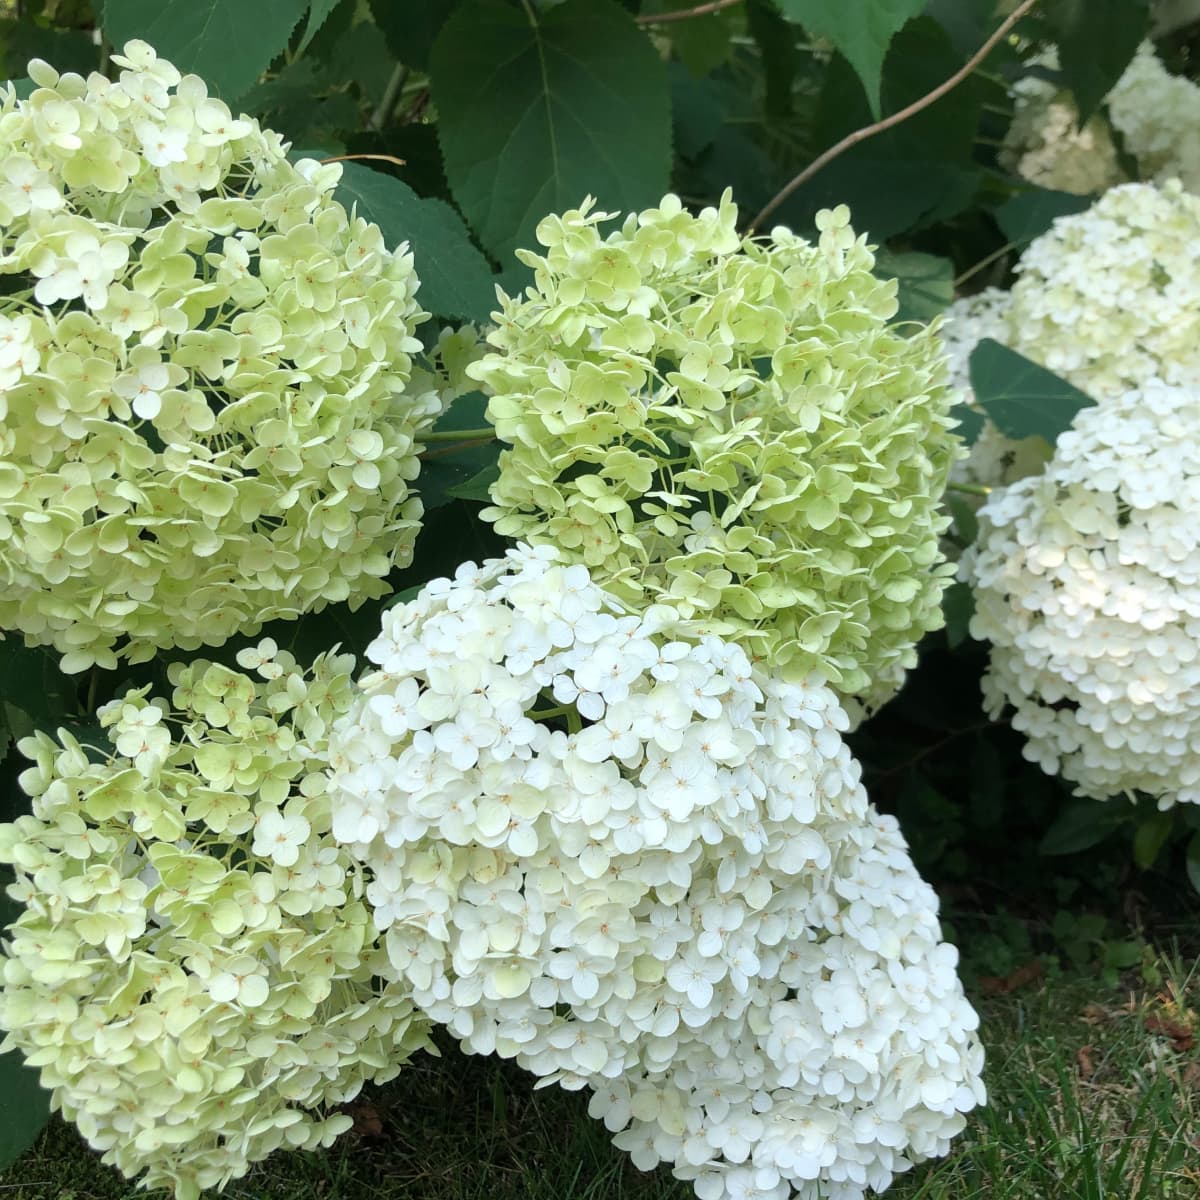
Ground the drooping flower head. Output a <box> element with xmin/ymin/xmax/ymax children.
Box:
<box><xmin>469</xmin><ymin>194</ymin><xmax>961</xmax><ymax>708</ymax></box>
<box><xmin>327</xmin><ymin>545</ymin><xmax>985</xmax><ymax>1200</ymax></box>
<box><xmin>0</xmin><ymin>40</ymin><xmax>436</xmax><ymax>672</ymax></box>
<box><xmin>0</xmin><ymin>645</ymin><xmax>431</xmax><ymax>1199</ymax></box>
<box><xmin>964</xmin><ymin>382</ymin><xmax>1200</xmax><ymax>806</ymax></box>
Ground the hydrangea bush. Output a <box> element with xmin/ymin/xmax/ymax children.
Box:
<box><xmin>327</xmin><ymin>545</ymin><xmax>985</xmax><ymax>1200</ymax></box>
<box><xmin>964</xmin><ymin>382</ymin><xmax>1200</xmax><ymax>807</ymax></box>
<box><xmin>469</xmin><ymin>195</ymin><xmax>961</xmax><ymax>708</ymax></box>
<box><xmin>0</xmin><ymin>644</ymin><xmax>432</xmax><ymax>1197</ymax></box>
<box><xmin>0</xmin><ymin>41</ymin><xmax>437</xmax><ymax>673</ymax></box>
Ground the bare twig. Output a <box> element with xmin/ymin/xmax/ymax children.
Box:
<box><xmin>748</xmin><ymin>0</ymin><xmax>1039</xmax><ymax>233</ymax></box>
<box><xmin>636</xmin><ymin>0</ymin><xmax>742</xmax><ymax>25</ymax></box>
<box><xmin>318</xmin><ymin>154</ymin><xmax>407</xmax><ymax>168</ymax></box>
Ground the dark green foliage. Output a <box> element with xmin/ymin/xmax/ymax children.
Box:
<box><xmin>969</xmin><ymin>339</ymin><xmax>1095</xmax><ymax>444</ymax></box>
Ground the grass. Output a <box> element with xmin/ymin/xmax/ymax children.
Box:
<box><xmin>3</xmin><ymin>948</ymin><xmax>1198</xmax><ymax>1200</ymax></box>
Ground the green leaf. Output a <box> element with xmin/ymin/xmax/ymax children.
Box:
<box><xmin>369</xmin><ymin>0</ymin><xmax>461</xmax><ymax>71</ymax></box>
<box><xmin>1046</xmin><ymin>0</ymin><xmax>1150</xmax><ymax>122</ymax></box>
<box><xmin>419</xmin><ymin>392</ymin><xmax>500</xmax><ymax>510</ymax></box>
<box><xmin>1132</xmin><ymin>809</ymin><xmax>1174</xmax><ymax>869</ymax></box>
<box><xmin>951</xmin><ymin>402</ymin><xmax>984</xmax><ymax>447</ymax></box>
<box><xmin>102</xmin><ymin>0</ymin><xmax>308</xmax><ymax>100</ymax></box>
<box><xmin>1187</xmin><ymin>831</ymin><xmax>1200</xmax><ymax>894</ymax></box>
<box><xmin>946</xmin><ymin>493</ymin><xmax>979</xmax><ymax>545</ymax></box>
<box><xmin>995</xmin><ymin>188</ymin><xmax>1093</xmax><ymax>249</ymax></box>
<box><xmin>941</xmin><ymin>580</ymin><xmax>975</xmax><ymax>650</ymax></box>
<box><xmin>430</xmin><ymin>0</ymin><xmax>671</xmax><ymax>262</ymax></box>
<box><xmin>0</xmin><ymin>22</ymin><xmax>96</xmax><ymax>80</ymax></box>
<box><xmin>0</xmin><ymin>1049</ymin><xmax>49</xmax><ymax>1169</ymax></box>
<box><xmin>969</xmin><ymin>339</ymin><xmax>1095</xmax><ymax>445</ymax></box>
<box><xmin>873</xmin><ymin>249</ymin><xmax>953</xmax><ymax>323</ymax></box>
<box><xmin>298</xmin><ymin>0</ymin><xmax>343</xmax><ymax>52</ymax></box>
<box><xmin>329</xmin><ymin>162</ymin><xmax>496</xmax><ymax>322</ymax></box>
<box><xmin>447</xmin><ymin>463</ymin><xmax>501</xmax><ymax>503</ymax></box>
<box><xmin>747</xmin><ymin>0</ymin><xmax>796</xmax><ymax>116</ymax></box>
<box><xmin>923</xmin><ymin>0</ymin><xmax>996</xmax><ymax>56</ymax></box>
<box><xmin>781</xmin><ymin>19</ymin><xmax>984</xmax><ymax>238</ymax></box>
<box><xmin>670</xmin><ymin>64</ymin><xmax>726</xmax><ymax>160</ymax></box>
<box><xmin>776</xmin><ymin>0</ymin><xmax>926</xmax><ymax>116</ymax></box>
<box><xmin>1040</xmin><ymin>799</ymin><xmax>1130</xmax><ymax>855</ymax></box>
<box><xmin>660</xmin><ymin>0</ymin><xmax>734</xmax><ymax>76</ymax></box>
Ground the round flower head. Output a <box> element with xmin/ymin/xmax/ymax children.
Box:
<box><xmin>1006</xmin><ymin>180</ymin><xmax>1200</xmax><ymax>401</ymax></box>
<box><xmin>327</xmin><ymin>545</ymin><xmax>985</xmax><ymax>1199</ymax></box>
<box><xmin>963</xmin><ymin>382</ymin><xmax>1200</xmax><ymax>806</ymax></box>
<box><xmin>468</xmin><ymin>193</ymin><xmax>962</xmax><ymax>707</ymax></box>
<box><xmin>943</xmin><ymin>289</ymin><xmax>1051</xmax><ymax>491</ymax></box>
<box><xmin>0</xmin><ymin>41</ymin><xmax>437</xmax><ymax>673</ymax></box>
<box><xmin>0</xmin><ymin>644</ymin><xmax>432</xmax><ymax>1199</ymax></box>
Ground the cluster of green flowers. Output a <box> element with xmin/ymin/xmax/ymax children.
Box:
<box><xmin>469</xmin><ymin>193</ymin><xmax>960</xmax><ymax>709</ymax></box>
<box><xmin>0</xmin><ymin>643</ymin><xmax>432</xmax><ymax>1199</ymax></box>
<box><xmin>0</xmin><ymin>40</ymin><xmax>437</xmax><ymax>673</ymax></box>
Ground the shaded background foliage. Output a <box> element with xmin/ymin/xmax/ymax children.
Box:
<box><xmin>1</xmin><ymin>0</ymin><xmax>1199</xmax><ymax>1172</ymax></box>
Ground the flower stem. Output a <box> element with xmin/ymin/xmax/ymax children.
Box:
<box><xmin>421</xmin><ymin>427</ymin><xmax>496</xmax><ymax>443</ymax></box>
<box><xmin>947</xmin><ymin>481</ymin><xmax>991</xmax><ymax>497</ymax></box>
<box><xmin>528</xmin><ymin>704</ymin><xmax>573</xmax><ymax>721</ymax></box>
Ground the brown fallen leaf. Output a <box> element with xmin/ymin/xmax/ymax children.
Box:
<box><xmin>1180</xmin><ymin>1062</ymin><xmax>1200</xmax><ymax>1091</ymax></box>
<box><xmin>979</xmin><ymin>960</ymin><xmax>1045</xmax><ymax>996</ymax></box>
<box><xmin>350</xmin><ymin>1102</ymin><xmax>384</xmax><ymax>1138</ymax></box>
<box><xmin>1076</xmin><ymin>1044</ymin><xmax>1095</xmax><ymax>1080</ymax></box>
<box><xmin>1144</xmin><ymin>1014</ymin><xmax>1196</xmax><ymax>1053</ymax></box>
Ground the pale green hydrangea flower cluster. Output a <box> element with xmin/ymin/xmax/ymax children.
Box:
<box><xmin>0</xmin><ymin>40</ymin><xmax>437</xmax><ymax>673</ymax></box>
<box><xmin>0</xmin><ymin>643</ymin><xmax>432</xmax><ymax>1198</ymax></box>
<box><xmin>470</xmin><ymin>194</ymin><xmax>961</xmax><ymax>707</ymax></box>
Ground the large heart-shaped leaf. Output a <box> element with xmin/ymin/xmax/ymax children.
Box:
<box><xmin>430</xmin><ymin>0</ymin><xmax>670</xmax><ymax>262</ymax></box>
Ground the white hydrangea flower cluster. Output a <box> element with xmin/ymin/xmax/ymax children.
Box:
<box><xmin>1004</xmin><ymin>42</ymin><xmax>1200</xmax><ymax>196</ymax></box>
<box><xmin>1001</xmin><ymin>54</ymin><xmax>1125</xmax><ymax>195</ymax></box>
<box><xmin>0</xmin><ymin>644</ymin><xmax>432</xmax><ymax>1199</ymax></box>
<box><xmin>1107</xmin><ymin>42</ymin><xmax>1200</xmax><ymax>192</ymax></box>
<box><xmin>0</xmin><ymin>40</ymin><xmax>437</xmax><ymax>673</ymax></box>
<box><xmin>941</xmin><ymin>289</ymin><xmax>1052</xmax><ymax>492</ymax></box>
<box><xmin>1007</xmin><ymin>180</ymin><xmax>1200</xmax><ymax>402</ymax></box>
<box><xmin>328</xmin><ymin>545</ymin><xmax>985</xmax><ymax>1200</ymax></box>
<box><xmin>963</xmin><ymin>382</ymin><xmax>1200</xmax><ymax>807</ymax></box>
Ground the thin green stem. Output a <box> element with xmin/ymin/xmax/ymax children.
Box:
<box><xmin>421</xmin><ymin>427</ymin><xmax>496</xmax><ymax>443</ymax></box>
<box><xmin>947</xmin><ymin>480</ymin><xmax>991</xmax><ymax>497</ymax></box>
<box><xmin>370</xmin><ymin>63</ymin><xmax>409</xmax><ymax>132</ymax></box>
<box><xmin>528</xmin><ymin>704</ymin><xmax>573</xmax><ymax>721</ymax></box>
<box><xmin>955</xmin><ymin>241</ymin><xmax>1017</xmax><ymax>288</ymax></box>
